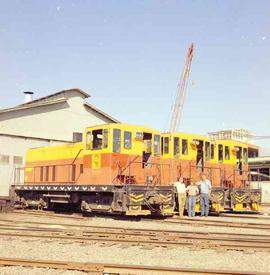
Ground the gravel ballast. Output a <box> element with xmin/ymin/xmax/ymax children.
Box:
<box><xmin>0</xmin><ymin>212</ymin><xmax>269</xmax><ymax>274</ymax></box>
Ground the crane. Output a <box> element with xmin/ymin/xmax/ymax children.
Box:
<box><xmin>168</xmin><ymin>43</ymin><xmax>194</xmax><ymax>132</ymax></box>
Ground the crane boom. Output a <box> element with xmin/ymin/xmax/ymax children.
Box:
<box><xmin>169</xmin><ymin>43</ymin><xmax>194</xmax><ymax>132</ymax></box>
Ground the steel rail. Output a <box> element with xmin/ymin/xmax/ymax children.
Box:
<box><xmin>162</xmin><ymin>217</ymin><xmax>270</xmax><ymax>230</ymax></box>
<box><xmin>0</xmin><ymin>218</ymin><xmax>270</xmax><ymax>241</ymax></box>
<box><xmin>13</xmin><ymin>209</ymin><xmax>85</xmax><ymax>219</ymax></box>
<box><xmin>0</xmin><ymin>257</ymin><xmax>268</xmax><ymax>275</ymax></box>
<box><xmin>0</xmin><ymin>217</ymin><xmax>270</xmax><ymax>234</ymax></box>
<box><xmin>219</xmin><ymin>213</ymin><xmax>270</xmax><ymax>220</ymax></box>
<box><xmin>12</xmin><ymin>210</ymin><xmax>270</xmax><ymax>230</ymax></box>
<box><xmin>1</xmin><ymin>224</ymin><xmax>270</xmax><ymax>251</ymax></box>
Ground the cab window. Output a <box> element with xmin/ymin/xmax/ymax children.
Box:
<box><xmin>103</xmin><ymin>129</ymin><xmax>108</xmax><ymax>148</ymax></box>
<box><xmin>86</xmin><ymin>129</ymin><xmax>108</xmax><ymax>150</ymax></box>
<box><xmin>210</xmin><ymin>144</ymin><xmax>215</xmax><ymax>159</ymax></box>
<box><xmin>154</xmin><ymin>135</ymin><xmax>161</xmax><ymax>156</ymax></box>
<box><xmin>243</xmin><ymin>148</ymin><xmax>248</xmax><ymax>163</ymax></box>
<box><xmin>86</xmin><ymin>131</ymin><xmax>92</xmax><ymax>150</ymax></box>
<box><xmin>218</xmin><ymin>144</ymin><xmax>223</xmax><ymax>162</ymax></box>
<box><xmin>163</xmin><ymin>137</ymin><xmax>169</xmax><ymax>154</ymax></box>
<box><xmin>182</xmin><ymin>139</ymin><xmax>188</xmax><ymax>155</ymax></box>
<box><xmin>113</xmin><ymin>129</ymin><xmax>121</xmax><ymax>153</ymax></box>
<box><xmin>237</xmin><ymin>147</ymin><xmax>242</xmax><ymax>160</ymax></box>
<box><xmin>173</xmin><ymin>137</ymin><xmax>180</xmax><ymax>158</ymax></box>
<box><xmin>225</xmin><ymin>146</ymin><xmax>230</xmax><ymax>160</ymax></box>
<box><xmin>205</xmin><ymin>142</ymin><xmax>210</xmax><ymax>160</ymax></box>
<box><xmin>92</xmin><ymin>129</ymin><xmax>104</xmax><ymax>150</ymax></box>
<box><xmin>124</xmin><ymin>131</ymin><xmax>132</xmax><ymax>149</ymax></box>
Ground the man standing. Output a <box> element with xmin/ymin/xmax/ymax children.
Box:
<box><xmin>186</xmin><ymin>182</ymin><xmax>199</xmax><ymax>217</ymax></box>
<box><xmin>173</xmin><ymin>177</ymin><xmax>186</xmax><ymax>217</ymax></box>
<box><xmin>197</xmin><ymin>174</ymin><xmax>212</xmax><ymax>217</ymax></box>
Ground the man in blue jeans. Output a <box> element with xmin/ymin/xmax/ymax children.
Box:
<box><xmin>196</xmin><ymin>174</ymin><xmax>212</xmax><ymax>217</ymax></box>
<box><xmin>186</xmin><ymin>182</ymin><xmax>199</xmax><ymax>217</ymax></box>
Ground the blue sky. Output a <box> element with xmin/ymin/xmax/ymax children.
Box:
<box><xmin>0</xmin><ymin>1</ymin><xmax>270</xmax><ymax>148</ymax></box>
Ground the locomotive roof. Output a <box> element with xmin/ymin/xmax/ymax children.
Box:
<box><xmin>84</xmin><ymin>123</ymin><xmax>160</xmax><ymax>133</ymax></box>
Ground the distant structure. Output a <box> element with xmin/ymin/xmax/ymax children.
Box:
<box><xmin>249</xmin><ymin>156</ymin><xmax>270</xmax><ymax>204</ymax></box>
<box><xmin>0</xmin><ymin>88</ymin><xmax>119</xmax><ymax>196</ymax></box>
<box><xmin>208</xmin><ymin>129</ymin><xmax>253</xmax><ymax>143</ymax></box>
<box><xmin>208</xmin><ymin>129</ymin><xmax>259</xmax><ymax>159</ymax></box>
<box><xmin>249</xmin><ymin>156</ymin><xmax>270</xmax><ymax>181</ymax></box>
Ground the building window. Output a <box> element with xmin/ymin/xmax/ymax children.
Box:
<box><xmin>154</xmin><ymin>135</ymin><xmax>161</xmax><ymax>156</ymax></box>
<box><xmin>174</xmin><ymin>137</ymin><xmax>180</xmax><ymax>158</ymax></box>
<box><xmin>218</xmin><ymin>144</ymin><xmax>223</xmax><ymax>162</ymax></box>
<box><xmin>73</xmin><ymin>132</ymin><xmax>83</xmax><ymax>143</ymax></box>
<box><xmin>124</xmin><ymin>131</ymin><xmax>132</xmax><ymax>149</ymax></box>
<box><xmin>52</xmin><ymin>166</ymin><xmax>56</xmax><ymax>181</ymax></box>
<box><xmin>163</xmin><ymin>137</ymin><xmax>169</xmax><ymax>154</ymax></box>
<box><xmin>210</xmin><ymin>144</ymin><xmax>215</xmax><ymax>159</ymax></box>
<box><xmin>205</xmin><ymin>142</ymin><xmax>210</xmax><ymax>160</ymax></box>
<box><xmin>0</xmin><ymin>155</ymin><xmax>10</xmax><ymax>165</ymax></box>
<box><xmin>13</xmin><ymin>156</ymin><xmax>23</xmax><ymax>165</ymax></box>
<box><xmin>182</xmin><ymin>139</ymin><xmax>188</xmax><ymax>155</ymax></box>
<box><xmin>225</xmin><ymin>146</ymin><xmax>230</xmax><ymax>160</ymax></box>
<box><xmin>113</xmin><ymin>129</ymin><xmax>121</xmax><ymax>153</ymax></box>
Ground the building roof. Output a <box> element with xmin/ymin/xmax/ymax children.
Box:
<box><xmin>249</xmin><ymin>156</ymin><xmax>270</xmax><ymax>164</ymax></box>
<box><xmin>84</xmin><ymin>102</ymin><xmax>120</xmax><ymax>123</ymax></box>
<box><xmin>0</xmin><ymin>88</ymin><xmax>119</xmax><ymax>123</ymax></box>
<box><xmin>0</xmin><ymin>98</ymin><xmax>68</xmax><ymax>114</ymax></box>
<box><xmin>21</xmin><ymin>88</ymin><xmax>90</xmax><ymax>106</ymax></box>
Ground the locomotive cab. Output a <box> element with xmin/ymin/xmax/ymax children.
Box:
<box><xmin>82</xmin><ymin>124</ymin><xmax>163</xmax><ymax>185</ymax></box>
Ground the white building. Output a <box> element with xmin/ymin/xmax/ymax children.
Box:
<box><xmin>208</xmin><ymin>129</ymin><xmax>253</xmax><ymax>143</ymax></box>
<box><xmin>0</xmin><ymin>88</ymin><xmax>119</xmax><ymax>196</ymax></box>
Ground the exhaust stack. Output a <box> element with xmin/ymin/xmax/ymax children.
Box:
<box><xmin>24</xmin><ymin>91</ymin><xmax>34</xmax><ymax>103</ymax></box>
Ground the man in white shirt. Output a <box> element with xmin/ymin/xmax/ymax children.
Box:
<box><xmin>173</xmin><ymin>177</ymin><xmax>186</xmax><ymax>217</ymax></box>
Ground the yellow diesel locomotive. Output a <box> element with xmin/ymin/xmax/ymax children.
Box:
<box><xmin>13</xmin><ymin>123</ymin><xmax>261</xmax><ymax>215</ymax></box>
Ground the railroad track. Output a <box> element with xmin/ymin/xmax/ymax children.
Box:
<box><xmin>12</xmin><ymin>209</ymin><xmax>270</xmax><ymax>230</ymax></box>
<box><xmin>0</xmin><ymin>218</ymin><xmax>270</xmax><ymax>252</ymax></box>
<box><xmin>162</xmin><ymin>216</ymin><xmax>270</xmax><ymax>230</ymax></box>
<box><xmin>219</xmin><ymin>213</ymin><xmax>270</xmax><ymax>220</ymax></box>
<box><xmin>1</xmin><ymin>217</ymin><xmax>270</xmax><ymax>240</ymax></box>
<box><xmin>0</xmin><ymin>257</ymin><xmax>268</xmax><ymax>275</ymax></box>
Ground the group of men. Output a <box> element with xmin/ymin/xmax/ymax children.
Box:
<box><xmin>174</xmin><ymin>174</ymin><xmax>212</xmax><ymax>217</ymax></box>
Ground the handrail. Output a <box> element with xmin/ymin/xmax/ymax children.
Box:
<box><xmin>112</xmin><ymin>159</ymin><xmax>171</xmax><ymax>185</ymax></box>
<box><xmin>112</xmin><ymin>155</ymin><xmax>140</xmax><ymax>183</ymax></box>
<box><xmin>71</xmin><ymin>149</ymin><xmax>83</xmax><ymax>164</ymax></box>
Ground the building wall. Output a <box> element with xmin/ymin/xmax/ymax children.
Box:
<box><xmin>0</xmin><ymin>135</ymin><xmax>65</xmax><ymax>196</ymax></box>
<box><xmin>0</xmin><ymin>90</ymin><xmax>117</xmax><ymax>197</ymax></box>
<box><xmin>0</xmin><ymin>93</ymin><xmax>113</xmax><ymax>142</ymax></box>
<box><xmin>250</xmin><ymin>181</ymin><xmax>270</xmax><ymax>204</ymax></box>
